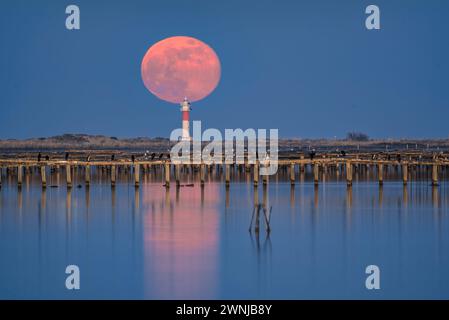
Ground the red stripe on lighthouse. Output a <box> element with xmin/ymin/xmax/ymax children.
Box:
<box><xmin>182</xmin><ymin>110</ymin><xmax>189</xmax><ymax>121</ymax></box>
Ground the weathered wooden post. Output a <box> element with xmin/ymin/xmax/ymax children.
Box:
<box><xmin>225</xmin><ymin>164</ymin><xmax>230</xmax><ymax>187</ymax></box>
<box><xmin>402</xmin><ymin>163</ymin><xmax>408</xmax><ymax>185</ymax></box>
<box><xmin>262</xmin><ymin>171</ymin><xmax>268</xmax><ymax>185</ymax></box>
<box><xmin>111</xmin><ymin>165</ymin><xmax>116</xmax><ymax>187</ymax></box>
<box><xmin>17</xmin><ymin>165</ymin><xmax>23</xmax><ymax>188</ymax></box>
<box><xmin>85</xmin><ymin>165</ymin><xmax>90</xmax><ymax>187</ymax></box>
<box><xmin>290</xmin><ymin>163</ymin><xmax>295</xmax><ymax>185</ymax></box>
<box><xmin>346</xmin><ymin>161</ymin><xmax>352</xmax><ymax>186</ymax></box>
<box><xmin>134</xmin><ymin>163</ymin><xmax>140</xmax><ymax>187</ymax></box>
<box><xmin>200</xmin><ymin>163</ymin><xmax>205</xmax><ymax>186</ymax></box>
<box><xmin>254</xmin><ymin>162</ymin><xmax>259</xmax><ymax>187</ymax></box>
<box><xmin>41</xmin><ymin>166</ymin><xmax>47</xmax><ymax>188</ymax></box>
<box><xmin>164</xmin><ymin>162</ymin><xmax>170</xmax><ymax>188</ymax></box>
<box><xmin>313</xmin><ymin>162</ymin><xmax>319</xmax><ymax>186</ymax></box>
<box><xmin>66</xmin><ymin>164</ymin><xmax>72</xmax><ymax>188</ymax></box>
<box><xmin>432</xmin><ymin>163</ymin><xmax>439</xmax><ymax>186</ymax></box>
<box><xmin>378</xmin><ymin>163</ymin><xmax>384</xmax><ymax>185</ymax></box>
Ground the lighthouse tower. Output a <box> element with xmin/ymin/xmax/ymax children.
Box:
<box><xmin>180</xmin><ymin>97</ymin><xmax>191</xmax><ymax>141</ymax></box>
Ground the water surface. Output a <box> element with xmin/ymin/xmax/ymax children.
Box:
<box><xmin>0</xmin><ymin>166</ymin><xmax>448</xmax><ymax>299</ymax></box>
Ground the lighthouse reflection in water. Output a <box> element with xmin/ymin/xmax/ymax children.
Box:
<box><xmin>0</xmin><ymin>168</ymin><xmax>449</xmax><ymax>299</ymax></box>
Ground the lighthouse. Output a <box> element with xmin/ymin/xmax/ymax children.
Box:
<box><xmin>180</xmin><ymin>97</ymin><xmax>191</xmax><ymax>141</ymax></box>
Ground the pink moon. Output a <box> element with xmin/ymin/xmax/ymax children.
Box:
<box><xmin>141</xmin><ymin>36</ymin><xmax>221</xmax><ymax>104</ymax></box>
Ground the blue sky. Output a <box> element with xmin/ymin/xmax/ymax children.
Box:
<box><xmin>0</xmin><ymin>0</ymin><xmax>448</xmax><ymax>139</ymax></box>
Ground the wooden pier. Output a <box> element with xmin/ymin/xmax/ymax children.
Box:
<box><xmin>0</xmin><ymin>152</ymin><xmax>448</xmax><ymax>189</ymax></box>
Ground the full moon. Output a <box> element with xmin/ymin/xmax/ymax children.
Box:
<box><xmin>141</xmin><ymin>36</ymin><xmax>221</xmax><ymax>104</ymax></box>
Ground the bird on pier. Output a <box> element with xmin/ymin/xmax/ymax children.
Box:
<box><xmin>131</xmin><ymin>155</ymin><xmax>135</xmax><ymax>163</ymax></box>
<box><xmin>65</xmin><ymin>153</ymin><xmax>69</xmax><ymax>161</ymax></box>
<box><xmin>45</xmin><ymin>155</ymin><xmax>49</xmax><ymax>161</ymax></box>
<box><xmin>111</xmin><ymin>154</ymin><xmax>115</xmax><ymax>161</ymax></box>
<box><xmin>37</xmin><ymin>153</ymin><xmax>42</xmax><ymax>162</ymax></box>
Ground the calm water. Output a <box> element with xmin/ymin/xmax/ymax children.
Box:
<box><xmin>0</xmin><ymin>166</ymin><xmax>448</xmax><ymax>299</ymax></box>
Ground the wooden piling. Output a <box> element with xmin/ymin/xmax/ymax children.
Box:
<box><xmin>225</xmin><ymin>164</ymin><xmax>230</xmax><ymax>187</ymax></box>
<box><xmin>66</xmin><ymin>164</ymin><xmax>72</xmax><ymax>188</ymax></box>
<box><xmin>254</xmin><ymin>162</ymin><xmax>259</xmax><ymax>187</ymax></box>
<box><xmin>200</xmin><ymin>163</ymin><xmax>205</xmax><ymax>186</ymax></box>
<box><xmin>262</xmin><ymin>172</ymin><xmax>268</xmax><ymax>185</ymax></box>
<box><xmin>432</xmin><ymin>163</ymin><xmax>439</xmax><ymax>186</ymax></box>
<box><xmin>134</xmin><ymin>163</ymin><xmax>140</xmax><ymax>187</ymax></box>
<box><xmin>17</xmin><ymin>165</ymin><xmax>23</xmax><ymax>188</ymax></box>
<box><xmin>346</xmin><ymin>161</ymin><xmax>352</xmax><ymax>186</ymax></box>
<box><xmin>111</xmin><ymin>165</ymin><xmax>116</xmax><ymax>187</ymax></box>
<box><xmin>402</xmin><ymin>163</ymin><xmax>408</xmax><ymax>185</ymax></box>
<box><xmin>313</xmin><ymin>163</ymin><xmax>319</xmax><ymax>186</ymax></box>
<box><xmin>290</xmin><ymin>163</ymin><xmax>295</xmax><ymax>185</ymax></box>
<box><xmin>164</xmin><ymin>162</ymin><xmax>170</xmax><ymax>188</ymax></box>
<box><xmin>378</xmin><ymin>163</ymin><xmax>384</xmax><ymax>185</ymax></box>
<box><xmin>41</xmin><ymin>166</ymin><xmax>47</xmax><ymax>188</ymax></box>
<box><xmin>85</xmin><ymin>165</ymin><xmax>90</xmax><ymax>187</ymax></box>
<box><xmin>0</xmin><ymin>167</ymin><xmax>2</xmax><ymax>187</ymax></box>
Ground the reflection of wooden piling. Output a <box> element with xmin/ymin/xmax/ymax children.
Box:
<box><xmin>41</xmin><ymin>187</ymin><xmax>46</xmax><ymax>209</ymax></box>
<box><xmin>134</xmin><ymin>163</ymin><xmax>140</xmax><ymax>187</ymax></box>
<box><xmin>378</xmin><ymin>185</ymin><xmax>384</xmax><ymax>206</ymax></box>
<box><xmin>225</xmin><ymin>184</ymin><xmax>230</xmax><ymax>208</ymax></box>
<box><xmin>403</xmin><ymin>185</ymin><xmax>408</xmax><ymax>206</ymax></box>
<box><xmin>134</xmin><ymin>187</ymin><xmax>140</xmax><ymax>210</ymax></box>
<box><xmin>290</xmin><ymin>163</ymin><xmax>295</xmax><ymax>185</ymax></box>
<box><xmin>346</xmin><ymin>185</ymin><xmax>353</xmax><ymax>209</ymax></box>
<box><xmin>17</xmin><ymin>165</ymin><xmax>23</xmax><ymax>188</ymax></box>
<box><xmin>66</xmin><ymin>164</ymin><xmax>72</xmax><ymax>188</ymax></box>
<box><xmin>254</xmin><ymin>206</ymin><xmax>260</xmax><ymax>233</ymax></box>
<box><xmin>41</xmin><ymin>166</ymin><xmax>46</xmax><ymax>188</ymax></box>
<box><xmin>164</xmin><ymin>162</ymin><xmax>170</xmax><ymax>188</ymax></box>
<box><xmin>432</xmin><ymin>163</ymin><xmax>439</xmax><ymax>186</ymax></box>
<box><xmin>111</xmin><ymin>165</ymin><xmax>116</xmax><ymax>187</ymax></box>
<box><xmin>85</xmin><ymin>165</ymin><xmax>90</xmax><ymax>187</ymax></box>
<box><xmin>378</xmin><ymin>163</ymin><xmax>384</xmax><ymax>185</ymax></box>
<box><xmin>249</xmin><ymin>203</ymin><xmax>271</xmax><ymax>234</ymax></box>
<box><xmin>290</xmin><ymin>184</ymin><xmax>295</xmax><ymax>207</ymax></box>
<box><xmin>253</xmin><ymin>186</ymin><xmax>259</xmax><ymax>206</ymax></box>
<box><xmin>402</xmin><ymin>163</ymin><xmax>408</xmax><ymax>185</ymax></box>
<box><xmin>432</xmin><ymin>185</ymin><xmax>439</xmax><ymax>207</ymax></box>
<box><xmin>262</xmin><ymin>184</ymin><xmax>268</xmax><ymax>208</ymax></box>
<box><xmin>346</xmin><ymin>161</ymin><xmax>352</xmax><ymax>186</ymax></box>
